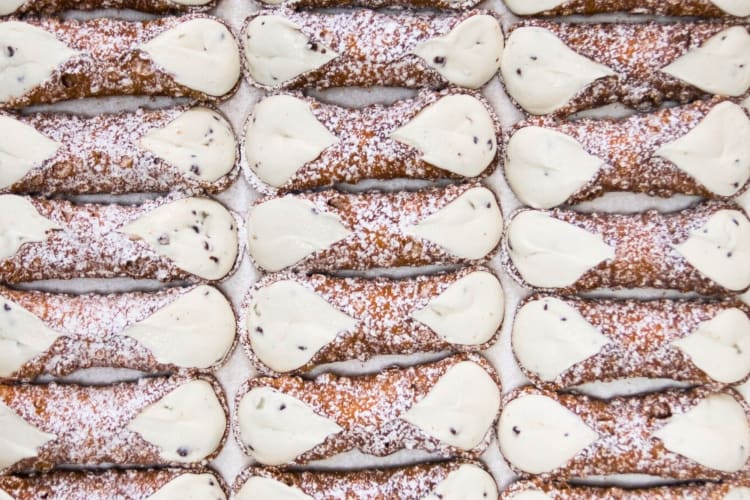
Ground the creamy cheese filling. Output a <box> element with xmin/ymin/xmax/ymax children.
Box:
<box><xmin>501</xmin><ymin>27</ymin><xmax>615</xmax><ymax>115</ymax></box>
<box><xmin>247</xmin><ymin>280</ymin><xmax>357</xmax><ymax>372</ymax></box>
<box><xmin>0</xmin><ymin>489</ymin><xmax>12</xmax><ymax>500</ymax></box>
<box><xmin>245</xmin><ymin>95</ymin><xmax>338</xmax><ymax>188</ymax></box>
<box><xmin>169</xmin><ymin>0</ymin><xmax>212</xmax><ymax>5</ymax></box>
<box><xmin>0</xmin><ymin>195</ymin><xmax>60</xmax><ymax>261</ymax></box>
<box><xmin>711</xmin><ymin>0</ymin><xmax>750</xmax><ymax>16</ymax></box>
<box><xmin>147</xmin><ymin>473</ymin><xmax>226</xmax><ymax>500</ymax></box>
<box><xmin>661</xmin><ymin>26</ymin><xmax>750</xmax><ymax>97</ymax></box>
<box><xmin>656</xmin><ymin>102</ymin><xmax>750</xmax><ymax>197</ymax></box>
<box><xmin>503</xmin><ymin>0</ymin><xmax>566</xmax><ymax>14</ymax></box>
<box><xmin>238</xmin><ymin>387</ymin><xmax>343</xmax><ymax>466</ymax></box>
<box><xmin>236</xmin><ymin>477</ymin><xmax>313</xmax><ymax>500</ymax></box>
<box><xmin>402</xmin><ymin>187</ymin><xmax>502</xmax><ymax>260</ymax></box>
<box><xmin>498</xmin><ymin>394</ymin><xmax>599</xmax><ymax>474</ymax></box>
<box><xmin>127</xmin><ymin>380</ymin><xmax>226</xmax><ymax>463</ymax></box>
<box><xmin>513</xmin><ymin>297</ymin><xmax>610</xmax><ymax>382</ymax></box>
<box><xmin>391</xmin><ymin>94</ymin><xmax>497</xmax><ymax>177</ymax></box>
<box><xmin>0</xmin><ymin>0</ymin><xmax>25</xmax><ymax>16</ymax></box>
<box><xmin>139</xmin><ymin>108</ymin><xmax>236</xmax><ymax>183</ymax></box>
<box><xmin>653</xmin><ymin>394</ymin><xmax>750</xmax><ymax>472</ymax></box>
<box><xmin>505</xmin><ymin>126</ymin><xmax>604</xmax><ymax>209</ymax></box>
<box><xmin>141</xmin><ymin>19</ymin><xmax>240</xmax><ymax>96</ymax></box>
<box><xmin>506</xmin><ymin>210</ymin><xmax>615</xmax><ymax>288</ymax></box>
<box><xmin>726</xmin><ymin>487</ymin><xmax>750</xmax><ymax>500</ymax></box>
<box><xmin>246</xmin><ymin>196</ymin><xmax>351</xmax><ymax>272</ymax></box>
<box><xmin>508</xmin><ymin>491</ymin><xmax>552</xmax><ymax>500</ymax></box>
<box><xmin>673</xmin><ymin>209</ymin><xmax>750</xmax><ymax>291</ymax></box>
<box><xmin>0</xmin><ymin>401</ymin><xmax>56</xmax><ymax>470</ymax></box>
<box><xmin>422</xmin><ymin>464</ymin><xmax>498</xmax><ymax>500</ymax></box>
<box><xmin>401</xmin><ymin>361</ymin><xmax>500</xmax><ymax>450</ymax></box>
<box><xmin>119</xmin><ymin>286</ymin><xmax>235</xmax><ymax>369</ymax></box>
<box><xmin>243</xmin><ymin>16</ymin><xmax>338</xmax><ymax>88</ymax></box>
<box><xmin>0</xmin><ymin>22</ymin><xmax>80</xmax><ymax>104</ymax></box>
<box><xmin>0</xmin><ymin>296</ymin><xmax>62</xmax><ymax>377</ymax></box>
<box><xmin>411</xmin><ymin>270</ymin><xmax>504</xmax><ymax>346</ymax></box>
<box><xmin>119</xmin><ymin>197</ymin><xmax>239</xmax><ymax>281</ymax></box>
<box><xmin>0</xmin><ymin>115</ymin><xmax>60</xmax><ymax>190</ymax></box>
<box><xmin>412</xmin><ymin>15</ymin><xmax>503</xmax><ymax>89</ymax></box>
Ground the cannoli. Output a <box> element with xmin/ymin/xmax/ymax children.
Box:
<box><xmin>505</xmin><ymin>98</ymin><xmax>750</xmax><ymax>208</ymax></box>
<box><xmin>255</xmin><ymin>0</ymin><xmax>480</xmax><ymax>9</ymax></box>
<box><xmin>246</xmin><ymin>183</ymin><xmax>502</xmax><ymax>273</ymax></box>
<box><xmin>241</xmin><ymin>9</ymin><xmax>503</xmax><ymax>91</ymax></box>
<box><xmin>0</xmin><ymin>194</ymin><xmax>241</xmax><ymax>283</ymax></box>
<box><xmin>497</xmin><ymin>386</ymin><xmax>750</xmax><ymax>480</ymax></box>
<box><xmin>503</xmin><ymin>201</ymin><xmax>750</xmax><ymax>295</ymax></box>
<box><xmin>0</xmin><ymin>285</ymin><xmax>236</xmax><ymax>381</ymax></box>
<box><xmin>0</xmin><ymin>375</ymin><xmax>228</xmax><ymax>473</ymax></box>
<box><xmin>512</xmin><ymin>295</ymin><xmax>750</xmax><ymax>390</ymax></box>
<box><xmin>1</xmin><ymin>0</ymin><xmax>215</xmax><ymax>16</ymax></box>
<box><xmin>241</xmin><ymin>267</ymin><xmax>504</xmax><ymax>374</ymax></box>
<box><xmin>233</xmin><ymin>462</ymin><xmax>498</xmax><ymax>499</ymax></box>
<box><xmin>0</xmin><ymin>15</ymin><xmax>241</xmax><ymax>109</ymax></box>
<box><xmin>244</xmin><ymin>90</ymin><xmax>500</xmax><ymax>194</ymax></box>
<box><xmin>500</xmin><ymin>21</ymin><xmax>750</xmax><ymax>115</ymax></box>
<box><xmin>503</xmin><ymin>0</ymin><xmax>750</xmax><ymax>17</ymax></box>
<box><xmin>0</xmin><ymin>468</ymin><xmax>228</xmax><ymax>500</ymax></box>
<box><xmin>501</xmin><ymin>479</ymin><xmax>750</xmax><ymax>499</ymax></box>
<box><xmin>234</xmin><ymin>353</ymin><xmax>501</xmax><ymax>465</ymax></box>
<box><xmin>0</xmin><ymin>106</ymin><xmax>238</xmax><ymax>195</ymax></box>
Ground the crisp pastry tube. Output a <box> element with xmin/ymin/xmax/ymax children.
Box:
<box><xmin>505</xmin><ymin>98</ymin><xmax>750</xmax><ymax>208</ymax></box>
<box><xmin>0</xmin><ymin>468</ymin><xmax>228</xmax><ymax>500</ymax></box>
<box><xmin>503</xmin><ymin>201</ymin><xmax>750</xmax><ymax>295</ymax></box>
<box><xmin>512</xmin><ymin>295</ymin><xmax>750</xmax><ymax>390</ymax></box>
<box><xmin>256</xmin><ymin>0</ymin><xmax>480</xmax><ymax>10</ymax></box>
<box><xmin>233</xmin><ymin>462</ymin><xmax>498</xmax><ymax>500</ymax></box>
<box><xmin>241</xmin><ymin>9</ymin><xmax>503</xmax><ymax>91</ymax></box>
<box><xmin>0</xmin><ymin>375</ymin><xmax>228</xmax><ymax>473</ymax></box>
<box><xmin>0</xmin><ymin>15</ymin><xmax>241</xmax><ymax>109</ymax></box>
<box><xmin>234</xmin><ymin>353</ymin><xmax>501</xmax><ymax>465</ymax></box>
<box><xmin>0</xmin><ymin>285</ymin><xmax>236</xmax><ymax>381</ymax></box>
<box><xmin>241</xmin><ymin>267</ymin><xmax>504</xmax><ymax>374</ymax></box>
<box><xmin>0</xmin><ymin>0</ymin><xmax>216</xmax><ymax>16</ymax></box>
<box><xmin>0</xmin><ymin>106</ymin><xmax>238</xmax><ymax>195</ymax></box>
<box><xmin>500</xmin><ymin>21</ymin><xmax>750</xmax><ymax>115</ymax></box>
<box><xmin>0</xmin><ymin>194</ymin><xmax>241</xmax><ymax>284</ymax></box>
<box><xmin>504</xmin><ymin>0</ymin><xmax>750</xmax><ymax>17</ymax></box>
<box><xmin>246</xmin><ymin>183</ymin><xmax>503</xmax><ymax>273</ymax></box>
<box><xmin>497</xmin><ymin>386</ymin><xmax>750</xmax><ymax>480</ymax></box>
<box><xmin>243</xmin><ymin>90</ymin><xmax>500</xmax><ymax>194</ymax></box>
<box><xmin>501</xmin><ymin>479</ymin><xmax>750</xmax><ymax>499</ymax></box>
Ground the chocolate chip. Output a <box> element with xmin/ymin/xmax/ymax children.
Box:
<box><xmin>5</xmin><ymin>46</ymin><xmax>14</xmax><ymax>57</ymax></box>
<box><xmin>209</xmin><ymin>480</ymin><xmax>215</xmax><ymax>486</ymax></box>
<box><xmin>3</xmin><ymin>303</ymin><xmax>10</xmax><ymax>311</ymax></box>
<box><xmin>733</xmin><ymin>218</ymin><xmax>740</xmax><ymax>226</ymax></box>
<box><xmin>308</xmin><ymin>42</ymin><xmax>318</xmax><ymax>51</ymax></box>
<box><xmin>512</xmin><ymin>426</ymin><xmax>521</xmax><ymax>435</ymax></box>
<box><xmin>485</xmin><ymin>202</ymin><xmax>491</xmax><ymax>208</ymax></box>
<box><xmin>734</xmin><ymin>182</ymin><xmax>741</xmax><ymax>188</ymax></box>
<box><xmin>433</xmin><ymin>56</ymin><xmax>446</xmax><ymax>65</ymax></box>
<box><xmin>157</xmin><ymin>234</ymin><xmax>170</xmax><ymax>245</ymax></box>
<box><xmin>530</xmin><ymin>55</ymin><xmax>537</xmax><ymax>61</ymax></box>
<box><xmin>279</xmin><ymin>404</ymin><xmax>286</xmax><ymax>411</ymax></box>
<box><xmin>209</xmin><ymin>256</ymin><xmax>219</xmax><ymax>263</ymax></box>
<box><xmin>564</xmin><ymin>432</ymin><xmax>570</xmax><ymax>437</ymax></box>
<box><xmin>516</xmin><ymin>68</ymin><xmax>522</xmax><ymax>76</ymax></box>
<box><xmin>321</xmin><ymin>49</ymin><xmax>327</xmax><ymax>54</ymax></box>
<box><xmin>191</xmin><ymin>225</ymin><xmax>200</xmax><ymax>233</ymax></box>
<box><xmin>561</xmin><ymin>317</ymin><xmax>567</xmax><ymax>321</ymax></box>
<box><xmin>449</xmin><ymin>427</ymin><xmax>457</xmax><ymax>435</ymax></box>
<box><xmin>543</xmin><ymin>303</ymin><xmax>548</xmax><ymax>311</ymax></box>
<box><xmin>473</xmin><ymin>136</ymin><xmax>478</xmax><ymax>144</ymax></box>
<box><xmin>190</xmin><ymin>165</ymin><xmax>201</xmax><ymax>175</ymax></box>
<box><xmin>177</xmin><ymin>447</ymin><xmax>189</xmax><ymax>457</ymax></box>
<box><xmin>728</xmin><ymin>252</ymin><xmax>733</xmax><ymax>258</ymax></box>
<box><xmin>203</xmin><ymin>241</ymin><xmax>210</xmax><ymax>250</ymax></box>
<box><xmin>255</xmin><ymin>327</ymin><xmax>264</xmax><ymax>334</ymax></box>
<box><xmin>297</xmin><ymin>345</ymin><xmax>307</xmax><ymax>351</ymax></box>
<box><xmin>487</xmin><ymin>139</ymin><xmax>493</xmax><ymax>149</ymax></box>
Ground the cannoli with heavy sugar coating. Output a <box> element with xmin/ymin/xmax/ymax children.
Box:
<box><xmin>0</xmin><ymin>106</ymin><xmax>238</xmax><ymax>195</ymax></box>
<box><xmin>0</xmin><ymin>15</ymin><xmax>241</xmax><ymax>109</ymax></box>
<box><xmin>501</xmin><ymin>479</ymin><xmax>750</xmax><ymax>499</ymax></box>
<box><xmin>241</xmin><ymin>267</ymin><xmax>504</xmax><ymax>374</ymax></box>
<box><xmin>500</xmin><ymin>21</ymin><xmax>750</xmax><ymax>115</ymax></box>
<box><xmin>0</xmin><ymin>194</ymin><xmax>241</xmax><ymax>283</ymax></box>
<box><xmin>503</xmin><ymin>201</ymin><xmax>750</xmax><ymax>295</ymax></box>
<box><xmin>246</xmin><ymin>183</ymin><xmax>503</xmax><ymax>273</ymax></box>
<box><xmin>503</xmin><ymin>0</ymin><xmax>750</xmax><ymax>17</ymax></box>
<box><xmin>0</xmin><ymin>375</ymin><xmax>228</xmax><ymax>473</ymax></box>
<box><xmin>497</xmin><ymin>386</ymin><xmax>750</xmax><ymax>480</ymax></box>
<box><xmin>256</xmin><ymin>0</ymin><xmax>480</xmax><ymax>9</ymax></box>
<box><xmin>505</xmin><ymin>98</ymin><xmax>750</xmax><ymax>208</ymax></box>
<box><xmin>233</xmin><ymin>462</ymin><xmax>498</xmax><ymax>500</ymax></box>
<box><xmin>244</xmin><ymin>90</ymin><xmax>500</xmax><ymax>194</ymax></box>
<box><xmin>241</xmin><ymin>9</ymin><xmax>503</xmax><ymax>91</ymax></box>
<box><xmin>0</xmin><ymin>0</ymin><xmax>216</xmax><ymax>16</ymax></box>
<box><xmin>234</xmin><ymin>353</ymin><xmax>501</xmax><ymax>465</ymax></box>
<box><xmin>512</xmin><ymin>295</ymin><xmax>750</xmax><ymax>390</ymax></box>
<box><xmin>0</xmin><ymin>468</ymin><xmax>228</xmax><ymax>500</ymax></box>
<box><xmin>0</xmin><ymin>285</ymin><xmax>236</xmax><ymax>381</ymax></box>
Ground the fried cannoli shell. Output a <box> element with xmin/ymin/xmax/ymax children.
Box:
<box><xmin>498</xmin><ymin>386</ymin><xmax>750</xmax><ymax>480</ymax></box>
<box><xmin>503</xmin><ymin>201</ymin><xmax>750</xmax><ymax>295</ymax></box>
<box><xmin>257</xmin><ymin>0</ymin><xmax>479</xmax><ymax>10</ymax></box>
<box><xmin>246</xmin><ymin>183</ymin><xmax>503</xmax><ymax>273</ymax></box>
<box><xmin>501</xmin><ymin>479</ymin><xmax>750</xmax><ymax>499</ymax></box>
<box><xmin>2</xmin><ymin>0</ymin><xmax>216</xmax><ymax>16</ymax></box>
<box><xmin>504</xmin><ymin>0</ymin><xmax>747</xmax><ymax>17</ymax></box>
<box><xmin>240</xmin><ymin>267</ymin><xmax>504</xmax><ymax>374</ymax></box>
<box><xmin>1</xmin><ymin>106</ymin><xmax>239</xmax><ymax>195</ymax></box>
<box><xmin>243</xmin><ymin>89</ymin><xmax>500</xmax><ymax>195</ymax></box>
<box><xmin>0</xmin><ymin>468</ymin><xmax>229</xmax><ymax>500</ymax></box>
<box><xmin>0</xmin><ymin>15</ymin><xmax>240</xmax><ymax>109</ymax></box>
<box><xmin>233</xmin><ymin>461</ymin><xmax>498</xmax><ymax>499</ymax></box>
<box><xmin>512</xmin><ymin>295</ymin><xmax>750</xmax><ymax>390</ymax></box>
<box><xmin>0</xmin><ymin>375</ymin><xmax>229</xmax><ymax>473</ymax></box>
<box><xmin>234</xmin><ymin>353</ymin><xmax>501</xmax><ymax>465</ymax></box>
<box><xmin>0</xmin><ymin>284</ymin><xmax>237</xmax><ymax>381</ymax></box>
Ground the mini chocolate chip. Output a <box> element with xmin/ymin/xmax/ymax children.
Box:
<box><xmin>487</xmin><ymin>139</ymin><xmax>493</xmax><ymax>149</ymax></box>
<box><xmin>543</xmin><ymin>303</ymin><xmax>548</xmax><ymax>311</ymax></box>
<box><xmin>5</xmin><ymin>46</ymin><xmax>14</xmax><ymax>57</ymax></box>
<box><xmin>530</xmin><ymin>55</ymin><xmax>537</xmax><ymax>60</ymax></box>
<box><xmin>177</xmin><ymin>447</ymin><xmax>189</xmax><ymax>457</ymax></box>
<box><xmin>433</xmin><ymin>56</ymin><xmax>446</xmax><ymax>65</ymax></box>
<box><xmin>209</xmin><ymin>480</ymin><xmax>215</xmax><ymax>486</ymax></box>
<box><xmin>512</xmin><ymin>426</ymin><xmax>521</xmax><ymax>435</ymax></box>
<box><xmin>561</xmin><ymin>317</ymin><xmax>567</xmax><ymax>321</ymax></box>
<box><xmin>190</xmin><ymin>165</ymin><xmax>201</xmax><ymax>175</ymax></box>
<box><xmin>321</xmin><ymin>48</ymin><xmax>327</xmax><ymax>54</ymax></box>
<box><xmin>449</xmin><ymin>427</ymin><xmax>457</xmax><ymax>435</ymax></box>
<box><xmin>516</xmin><ymin>68</ymin><xmax>522</xmax><ymax>76</ymax></box>
<box><xmin>191</xmin><ymin>225</ymin><xmax>200</xmax><ymax>233</ymax></box>
<box><xmin>564</xmin><ymin>432</ymin><xmax>570</xmax><ymax>437</ymax></box>
<box><xmin>247</xmin><ymin>443</ymin><xmax>255</xmax><ymax>451</ymax></box>
<box><xmin>311</xmin><ymin>207</ymin><xmax>319</xmax><ymax>214</ymax></box>
<box><xmin>279</xmin><ymin>404</ymin><xmax>286</xmax><ymax>410</ymax></box>
<box><xmin>3</xmin><ymin>303</ymin><xmax>10</xmax><ymax>311</ymax></box>
<box><xmin>203</xmin><ymin>241</ymin><xmax>210</xmax><ymax>250</ymax></box>
<box><xmin>485</xmin><ymin>202</ymin><xmax>491</xmax><ymax>208</ymax></box>
<box><xmin>728</xmin><ymin>252</ymin><xmax>733</xmax><ymax>258</ymax></box>
<box><xmin>734</xmin><ymin>182</ymin><xmax>741</xmax><ymax>188</ymax></box>
<box><xmin>298</xmin><ymin>345</ymin><xmax>307</xmax><ymax>351</ymax></box>
<box><xmin>308</xmin><ymin>42</ymin><xmax>318</xmax><ymax>51</ymax></box>
<box><xmin>157</xmin><ymin>234</ymin><xmax>170</xmax><ymax>245</ymax></box>
<box><xmin>473</xmin><ymin>136</ymin><xmax>478</xmax><ymax>144</ymax></box>
<box><xmin>733</xmin><ymin>218</ymin><xmax>740</xmax><ymax>226</ymax></box>
<box><xmin>192</xmin><ymin>210</ymin><xmax>197</xmax><ymax>215</ymax></box>
<box><xmin>256</xmin><ymin>327</ymin><xmax>264</xmax><ymax>334</ymax></box>
<box><xmin>209</xmin><ymin>256</ymin><xmax>219</xmax><ymax>263</ymax></box>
